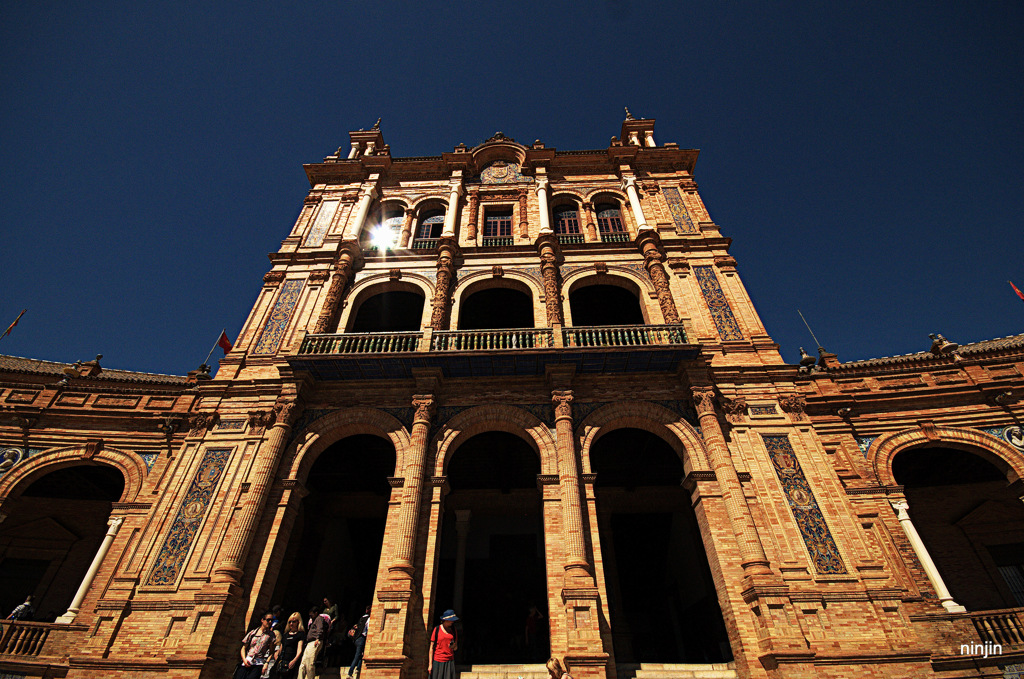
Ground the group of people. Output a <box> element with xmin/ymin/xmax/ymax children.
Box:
<box><xmin>235</xmin><ymin>598</ymin><xmax>370</xmax><ymax>679</ymax></box>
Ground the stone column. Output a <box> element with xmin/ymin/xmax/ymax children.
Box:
<box><xmin>691</xmin><ymin>387</ymin><xmax>773</xmax><ymax>578</ymax></box>
<box><xmin>388</xmin><ymin>394</ymin><xmax>436</xmax><ymax>580</ymax></box>
<box><xmin>441</xmin><ymin>179</ymin><xmax>463</xmax><ymax>238</ymax></box>
<box><xmin>581</xmin><ymin>201</ymin><xmax>597</xmax><ymax>241</ymax></box>
<box><xmin>644</xmin><ymin>131</ymin><xmax>656</xmax><ymax>148</ymax></box>
<box><xmin>536</xmin><ymin>177</ymin><xmax>552</xmax><ymax>234</ymax></box>
<box><xmin>453</xmin><ymin>509</ymin><xmax>471</xmax><ymax>613</ymax></box>
<box><xmin>399</xmin><ymin>208</ymin><xmax>415</xmax><ymax>249</ymax></box>
<box><xmin>552</xmin><ymin>390</ymin><xmax>591</xmax><ymax>582</ymax></box>
<box><xmin>536</xmin><ymin>235</ymin><xmax>564</xmax><ymax>327</ymax></box>
<box><xmin>430</xmin><ymin>240</ymin><xmax>458</xmax><ymax>330</ymax></box>
<box><xmin>55</xmin><ymin>516</ymin><xmax>125</xmax><ymax>623</ymax></box>
<box><xmin>213</xmin><ymin>397</ymin><xmax>301</xmax><ymax>585</ymax></box>
<box><xmin>312</xmin><ymin>246</ymin><xmax>359</xmax><ymax>334</ymax></box>
<box><xmin>466</xmin><ymin>190</ymin><xmax>480</xmax><ymax>241</ymax></box>
<box><xmin>636</xmin><ymin>231</ymin><xmax>679</xmax><ymax>324</ymax></box>
<box><xmin>343</xmin><ymin>184</ymin><xmax>379</xmax><ymax>240</ymax></box>
<box><xmin>621</xmin><ymin>176</ymin><xmax>650</xmax><ymax>231</ymax></box>
<box><xmin>518</xmin><ymin>188</ymin><xmax>530</xmax><ymax>239</ymax></box>
<box><xmin>890</xmin><ymin>500</ymin><xmax>966</xmax><ymax>612</ymax></box>
<box><xmin>348</xmin><ymin>141</ymin><xmax>361</xmax><ymax>159</ymax></box>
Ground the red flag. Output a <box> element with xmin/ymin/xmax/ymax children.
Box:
<box><xmin>1011</xmin><ymin>281</ymin><xmax>1024</xmax><ymax>302</ymax></box>
<box><xmin>1</xmin><ymin>309</ymin><xmax>26</xmax><ymax>340</ymax></box>
<box><xmin>217</xmin><ymin>330</ymin><xmax>233</xmax><ymax>353</ymax></box>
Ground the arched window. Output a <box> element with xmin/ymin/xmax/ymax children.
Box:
<box><xmin>362</xmin><ymin>207</ymin><xmax>404</xmax><ymax>251</ymax></box>
<box><xmin>413</xmin><ymin>210</ymin><xmax>445</xmax><ymax>249</ymax></box>
<box><xmin>553</xmin><ymin>205</ymin><xmax>583</xmax><ymax>244</ymax></box>
<box><xmin>596</xmin><ymin>203</ymin><xmax>628</xmax><ymax>242</ymax></box>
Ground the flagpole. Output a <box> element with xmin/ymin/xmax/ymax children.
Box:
<box><xmin>200</xmin><ymin>328</ymin><xmax>227</xmax><ymax>369</ymax></box>
<box><xmin>0</xmin><ymin>309</ymin><xmax>27</xmax><ymax>342</ymax></box>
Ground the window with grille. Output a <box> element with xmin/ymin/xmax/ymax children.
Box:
<box><xmin>416</xmin><ymin>212</ymin><xmax>445</xmax><ymax>239</ymax></box>
<box><xmin>553</xmin><ymin>206</ymin><xmax>580</xmax><ymax>234</ymax></box>
<box><xmin>596</xmin><ymin>204</ymin><xmax>625</xmax><ymax>233</ymax></box>
<box><xmin>484</xmin><ymin>209</ymin><xmax>513</xmax><ymax>237</ymax></box>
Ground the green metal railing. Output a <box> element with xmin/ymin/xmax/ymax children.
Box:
<box><xmin>299</xmin><ymin>331</ymin><xmax>422</xmax><ymax>355</ymax></box>
<box><xmin>563</xmin><ymin>324</ymin><xmax>687</xmax><ymax>347</ymax></box>
<box><xmin>432</xmin><ymin>328</ymin><xmax>554</xmax><ymax>351</ymax></box>
<box><xmin>411</xmin><ymin>238</ymin><xmax>439</xmax><ymax>250</ymax></box>
<box><xmin>600</xmin><ymin>232</ymin><xmax>630</xmax><ymax>243</ymax></box>
<box><xmin>481</xmin><ymin>237</ymin><xmax>514</xmax><ymax>247</ymax></box>
<box><xmin>557</xmin><ymin>234</ymin><xmax>585</xmax><ymax>244</ymax></box>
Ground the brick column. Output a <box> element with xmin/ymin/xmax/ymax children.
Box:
<box><xmin>399</xmin><ymin>208</ymin><xmax>415</xmax><ymax>249</ymax></box>
<box><xmin>518</xmin><ymin>188</ymin><xmax>529</xmax><ymax>239</ymax></box>
<box><xmin>466</xmin><ymin>190</ymin><xmax>480</xmax><ymax>241</ymax></box>
<box><xmin>690</xmin><ymin>387</ymin><xmax>772</xmax><ymax>578</ymax></box>
<box><xmin>430</xmin><ymin>239</ymin><xmax>458</xmax><ymax>330</ymax></box>
<box><xmin>313</xmin><ymin>245</ymin><xmax>360</xmax><ymax>334</ymax></box>
<box><xmin>537</xmin><ymin>234</ymin><xmax>564</xmax><ymax>326</ymax></box>
<box><xmin>636</xmin><ymin>230</ymin><xmax>679</xmax><ymax>324</ymax></box>
<box><xmin>388</xmin><ymin>394</ymin><xmax>435</xmax><ymax>579</ymax></box>
<box><xmin>581</xmin><ymin>201</ymin><xmax>597</xmax><ymax>242</ymax></box>
<box><xmin>213</xmin><ymin>397</ymin><xmax>301</xmax><ymax>585</ymax></box>
<box><xmin>552</xmin><ymin>390</ymin><xmax>591</xmax><ymax>582</ymax></box>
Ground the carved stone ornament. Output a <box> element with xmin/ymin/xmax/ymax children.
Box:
<box><xmin>720</xmin><ymin>398</ymin><xmax>748</xmax><ymax>423</ymax></box>
<box><xmin>247</xmin><ymin>409</ymin><xmax>275</xmax><ymax>432</ymax></box>
<box><xmin>412</xmin><ymin>395</ymin><xmax>436</xmax><ymax>424</ymax></box>
<box><xmin>304</xmin><ymin>194</ymin><xmax>321</xmax><ymax>205</ymax></box>
<box><xmin>273</xmin><ymin>399</ymin><xmax>300</xmax><ymax>428</ymax></box>
<box><xmin>691</xmin><ymin>388</ymin><xmax>718</xmax><ymax>416</ymax></box>
<box><xmin>188</xmin><ymin>412</ymin><xmax>221</xmax><ymax>437</ymax></box>
<box><xmin>492</xmin><ymin>265</ymin><xmax>503</xmax><ymax>277</ymax></box>
<box><xmin>308</xmin><ymin>270</ymin><xmax>330</xmax><ymax>284</ymax></box>
<box><xmin>778</xmin><ymin>395</ymin><xmax>807</xmax><ymax>420</ymax></box>
<box><xmin>640</xmin><ymin>181</ymin><xmax>661</xmax><ymax>195</ymax></box>
<box><xmin>263</xmin><ymin>271</ymin><xmax>286</xmax><ymax>285</ymax></box>
<box><xmin>552</xmin><ymin>390</ymin><xmax>574</xmax><ymax>420</ymax></box>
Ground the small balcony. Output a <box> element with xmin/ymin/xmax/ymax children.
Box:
<box><xmin>292</xmin><ymin>324</ymin><xmax>698</xmax><ymax>380</ymax></box>
<box><xmin>0</xmin><ymin>621</ymin><xmax>89</xmax><ymax>676</ymax></box>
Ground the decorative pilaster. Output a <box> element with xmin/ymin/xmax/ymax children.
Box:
<box><xmin>399</xmin><ymin>208</ymin><xmax>415</xmax><ymax>249</ymax></box>
<box><xmin>213</xmin><ymin>395</ymin><xmax>302</xmax><ymax>585</ymax></box>
<box><xmin>636</xmin><ymin>231</ymin><xmax>680</xmax><ymax>324</ymax></box>
<box><xmin>388</xmin><ymin>394</ymin><xmax>436</xmax><ymax>579</ymax></box>
<box><xmin>552</xmin><ymin>390</ymin><xmax>591</xmax><ymax>582</ymax></box>
<box><xmin>342</xmin><ymin>182</ymin><xmax>379</xmax><ymax>240</ymax></box>
<box><xmin>466</xmin><ymin>190</ymin><xmax>480</xmax><ymax>241</ymax></box>
<box><xmin>312</xmin><ymin>243</ymin><xmax>360</xmax><ymax>334</ymax></box>
<box><xmin>441</xmin><ymin>176</ymin><xmax>463</xmax><ymax>238</ymax></box>
<box><xmin>536</xmin><ymin>177</ymin><xmax>552</xmax><ymax>234</ymax></box>
<box><xmin>620</xmin><ymin>175</ymin><xmax>649</xmax><ymax>231</ymax></box>
<box><xmin>537</xmin><ymin>234</ymin><xmax>564</xmax><ymax>326</ymax></box>
<box><xmin>890</xmin><ymin>500</ymin><xmax>966</xmax><ymax>612</ymax></box>
<box><xmin>430</xmin><ymin>239</ymin><xmax>459</xmax><ymax>330</ymax></box>
<box><xmin>581</xmin><ymin>201</ymin><xmax>597</xmax><ymax>241</ymax></box>
<box><xmin>518</xmin><ymin>188</ymin><xmax>530</xmax><ymax>239</ymax></box>
<box><xmin>690</xmin><ymin>387</ymin><xmax>773</xmax><ymax>579</ymax></box>
<box><xmin>56</xmin><ymin>515</ymin><xmax>125</xmax><ymax>623</ymax></box>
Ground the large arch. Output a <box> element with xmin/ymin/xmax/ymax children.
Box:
<box><xmin>562</xmin><ymin>271</ymin><xmax>656</xmax><ymax>327</ymax></box>
<box><xmin>451</xmin><ymin>276</ymin><xmax>539</xmax><ymax>331</ymax></box>
<box><xmin>343</xmin><ymin>279</ymin><xmax>430</xmax><ymax>333</ymax></box>
<box><xmin>432</xmin><ymin>404</ymin><xmax>557</xmax><ymax>477</ymax></box>
<box><xmin>0</xmin><ymin>444</ymin><xmax>145</xmax><ymax>503</ymax></box>
<box><xmin>869</xmin><ymin>425</ymin><xmax>1024</xmax><ymax>487</ymax></box>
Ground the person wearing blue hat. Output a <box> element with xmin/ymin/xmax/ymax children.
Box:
<box><xmin>427</xmin><ymin>609</ymin><xmax>459</xmax><ymax>679</ymax></box>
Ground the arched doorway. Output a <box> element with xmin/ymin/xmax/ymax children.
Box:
<box><xmin>435</xmin><ymin>431</ymin><xmax>549</xmax><ymax>663</ymax></box>
<box><xmin>458</xmin><ymin>286</ymin><xmax>534</xmax><ymax>331</ymax></box>
<box><xmin>349</xmin><ymin>289</ymin><xmax>425</xmax><ymax>332</ymax></box>
<box><xmin>591</xmin><ymin>428</ymin><xmax>731</xmax><ymax>663</ymax></box>
<box><xmin>893</xmin><ymin>445</ymin><xmax>1024</xmax><ymax>610</ymax></box>
<box><xmin>270</xmin><ymin>434</ymin><xmax>394</xmax><ymax>662</ymax></box>
<box><xmin>568</xmin><ymin>280</ymin><xmax>645</xmax><ymax>326</ymax></box>
<box><xmin>0</xmin><ymin>463</ymin><xmax>124</xmax><ymax>621</ymax></box>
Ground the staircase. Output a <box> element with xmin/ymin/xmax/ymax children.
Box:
<box><xmin>458</xmin><ymin>664</ymin><xmax>550</xmax><ymax>679</ymax></box>
<box><xmin>616</xmin><ymin>663</ymin><xmax>739</xmax><ymax>679</ymax></box>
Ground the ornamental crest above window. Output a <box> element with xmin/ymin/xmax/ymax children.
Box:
<box><xmin>479</xmin><ymin>160</ymin><xmax>527</xmax><ymax>184</ymax></box>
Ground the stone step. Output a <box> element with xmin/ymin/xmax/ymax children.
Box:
<box><xmin>620</xmin><ymin>662</ymin><xmax>738</xmax><ymax>679</ymax></box>
<box><xmin>458</xmin><ymin>664</ymin><xmax>550</xmax><ymax>679</ymax></box>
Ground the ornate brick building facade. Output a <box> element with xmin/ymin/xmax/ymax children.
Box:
<box><xmin>2</xmin><ymin>116</ymin><xmax>1023</xmax><ymax>679</ymax></box>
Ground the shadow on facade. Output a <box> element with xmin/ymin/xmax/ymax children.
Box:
<box><xmin>591</xmin><ymin>428</ymin><xmax>731</xmax><ymax>663</ymax></box>
<box><xmin>270</xmin><ymin>435</ymin><xmax>394</xmax><ymax>647</ymax></box>
<box><xmin>349</xmin><ymin>290</ymin><xmax>425</xmax><ymax>333</ymax></box>
<box><xmin>0</xmin><ymin>464</ymin><xmax>124</xmax><ymax>620</ymax></box>
<box><xmin>569</xmin><ymin>283</ymin><xmax>644</xmax><ymax>326</ymax></box>
<box><xmin>435</xmin><ymin>431</ymin><xmax>549</xmax><ymax>664</ymax></box>
<box><xmin>894</xmin><ymin>445</ymin><xmax>1024</xmax><ymax>611</ymax></box>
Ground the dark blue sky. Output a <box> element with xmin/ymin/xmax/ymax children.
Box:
<box><xmin>2</xmin><ymin>3</ymin><xmax>1021</xmax><ymax>375</ymax></box>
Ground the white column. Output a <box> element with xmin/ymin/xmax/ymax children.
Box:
<box><xmin>441</xmin><ymin>180</ymin><xmax>463</xmax><ymax>237</ymax></box>
<box><xmin>56</xmin><ymin>516</ymin><xmax>125</xmax><ymax>623</ymax></box>
<box><xmin>536</xmin><ymin>178</ymin><xmax>552</xmax><ymax>234</ymax></box>
<box><xmin>621</xmin><ymin>176</ymin><xmax>650</xmax><ymax>231</ymax></box>
<box><xmin>644</xmin><ymin>131</ymin><xmax>656</xmax><ymax>147</ymax></box>
<box><xmin>348</xmin><ymin>142</ymin><xmax>361</xmax><ymax>159</ymax></box>
<box><xmin>453</xmin><ymin>509</ymin><xmax>471</xmax><ymax>613</ymax></box>
<box><xmin>343</xmin><ymin>185</ymin><xmax>378</xmax><ymax>240</ymax></box>
<box><xmin>890</xmin><ymin>500</ymin><xmax>966</xmax><ymax>613</ymax></box>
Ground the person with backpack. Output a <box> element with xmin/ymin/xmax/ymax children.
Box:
<box><xmin>346</xmin><ymin>605</ymin><xmax>370</xmax><ymax>679</ymax></box>
<box><xmin>427</xmin><ymin>610</ymin><xmax>459</xmax><ymax>679</ymax></box>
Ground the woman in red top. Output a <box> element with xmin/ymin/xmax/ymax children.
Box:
<box><xmin>427</xmin><ymin>609</ymin><xmax>459</xmax><ymax>679</ymax></box>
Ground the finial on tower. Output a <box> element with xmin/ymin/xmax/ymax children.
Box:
<box><xmin>624</xmin><ymin>106</ymin><xmax>635</xmax><ymax>121</ymax></box>
<box><xmin>372</xmin><ymin>117</ymin><xmax>381</xmax><ymax>130</ymax></box>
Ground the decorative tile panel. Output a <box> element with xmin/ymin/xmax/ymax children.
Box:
<box><xmin>303</xmin><ymin>200</ymin><xmax>339</xmax><ymax>247</ymax></box>
<box><xmin>763</xmin><ymin>435</ymin><xmax>847</xmax><ymax>574</ymax></box>
<box><xmin>662</xmin><ymin>187</ymin><xmax>698</xmax><ymax>234</ymax></box>
<box><xmin>216</xmin><ymin>419</ymin><xmax>246</xmax><ymax>431</ymax></box>
<box><xmin>749</xmin><ymin>405</ymin><xmax>778</xmax><ymax>416</ymax></box>
<box><xmin>855</xmin><ymin>436</ymin><xmax>878</xmax><ymax>458</ymax></box>
<box><xmin>146</xmin><ymin>447</ymin><xmax>232</xmax><ymax>586</ymax></box>
<box><xmin>982</xmin><ymin>426</ymin><xmax>1024</xmax><ymax>452</ymax></box>
<box><xmin>0</xmin><ymin>447</ymin><xmax>42</xmax><ymax>478</ymax></box>
<box><xmin>252</xmin><ymin>279</ymin><xmax>305</xmax><ymax>355</ymax></box>
<box><xmin>140</xmin><ymin>453</ymin><xmax>158</xmax><ymax>471</ymax></box>
<box><xmin>693</xmin><ymin>266</ymin><xmax>743</xmax><ymax>340</ymax></box>
<box><xmin>287</xmin><ymin>408</ymin><xmax>335</xmax><ymax>445</ymax></box>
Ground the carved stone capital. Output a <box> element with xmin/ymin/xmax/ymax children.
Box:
<box><xmin>778</xmin><ymin>395</ymin><xmax>807</xmax><ymax>420</ymax></box>
<box><xmin>411</xmin><ymin>394</ymin><xmax>436</xmax><ymax>424</ymax></box>
<box><xmin>308</xmin><ymin>270</ymin><xmax>330</xmax><ymax>284</ymax></box>
<box><xmin>247</xmin><ymin>409</ymin><xmax>275</xmax><ymax>432</ymax></box>
<box><xmin>691</xmin><ymin>387</ymin><xmax>718</xmax><ymax>417</ymax></box>
<box><xmin>263</xmin><ymin>271</ymin><xmax>285</xmax><ymax>286</ymax></box>
<box><xmin>552</xmin><ymin>390</ymin><xmax>574</xmax><ymax>420</ymax></box>
<box><xmin>187</xmin><ymin>412</ymin><xmax>220</xmax><ymax>437</ymax></box>
<box><xmin>273</xmin><ymin>398</ymin><xmax>300</xmax><ymax>428</ymax></box>
<box><xmin>720</xmin><ymin>398</ymin><xmax>747</xmax><ymax>423</ymax></box>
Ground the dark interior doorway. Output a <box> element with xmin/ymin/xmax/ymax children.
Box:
<box><xmin>592</xmin><ymin>428</ymin><xmax>731</xmax><ymax>663</ymax></box>
<box><xmin>0</xmin><ymin>464</ymin><xmax>124</xmax><ymax>620</ymax></box>
<box><xmin>893</xmin><ymin>445</ymin><xmax>1024</xmax><ymax>611</ymax></box>
<box><xmin>569</xmin><ymin>283</ymin><xmax>644</xmax><ymax>326</ymax></box>
<box><xmin>349</xmin><ymin>291</ymin><xmax>424</xmax><ymax>332</ymax></box>
<box><xmin>458</xmin><ymin>288</ymin><xmax>533</xmax><ymax>330</ymax></box>
<box><xmin>435</xmin><ymin>431</ymin><xmax>549</xmax><ymax>664</ymax></box>
<box><xmin>270</xmin><ymin>435</ymin><xmax>393</xmax><ymax>667</ymax></box>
